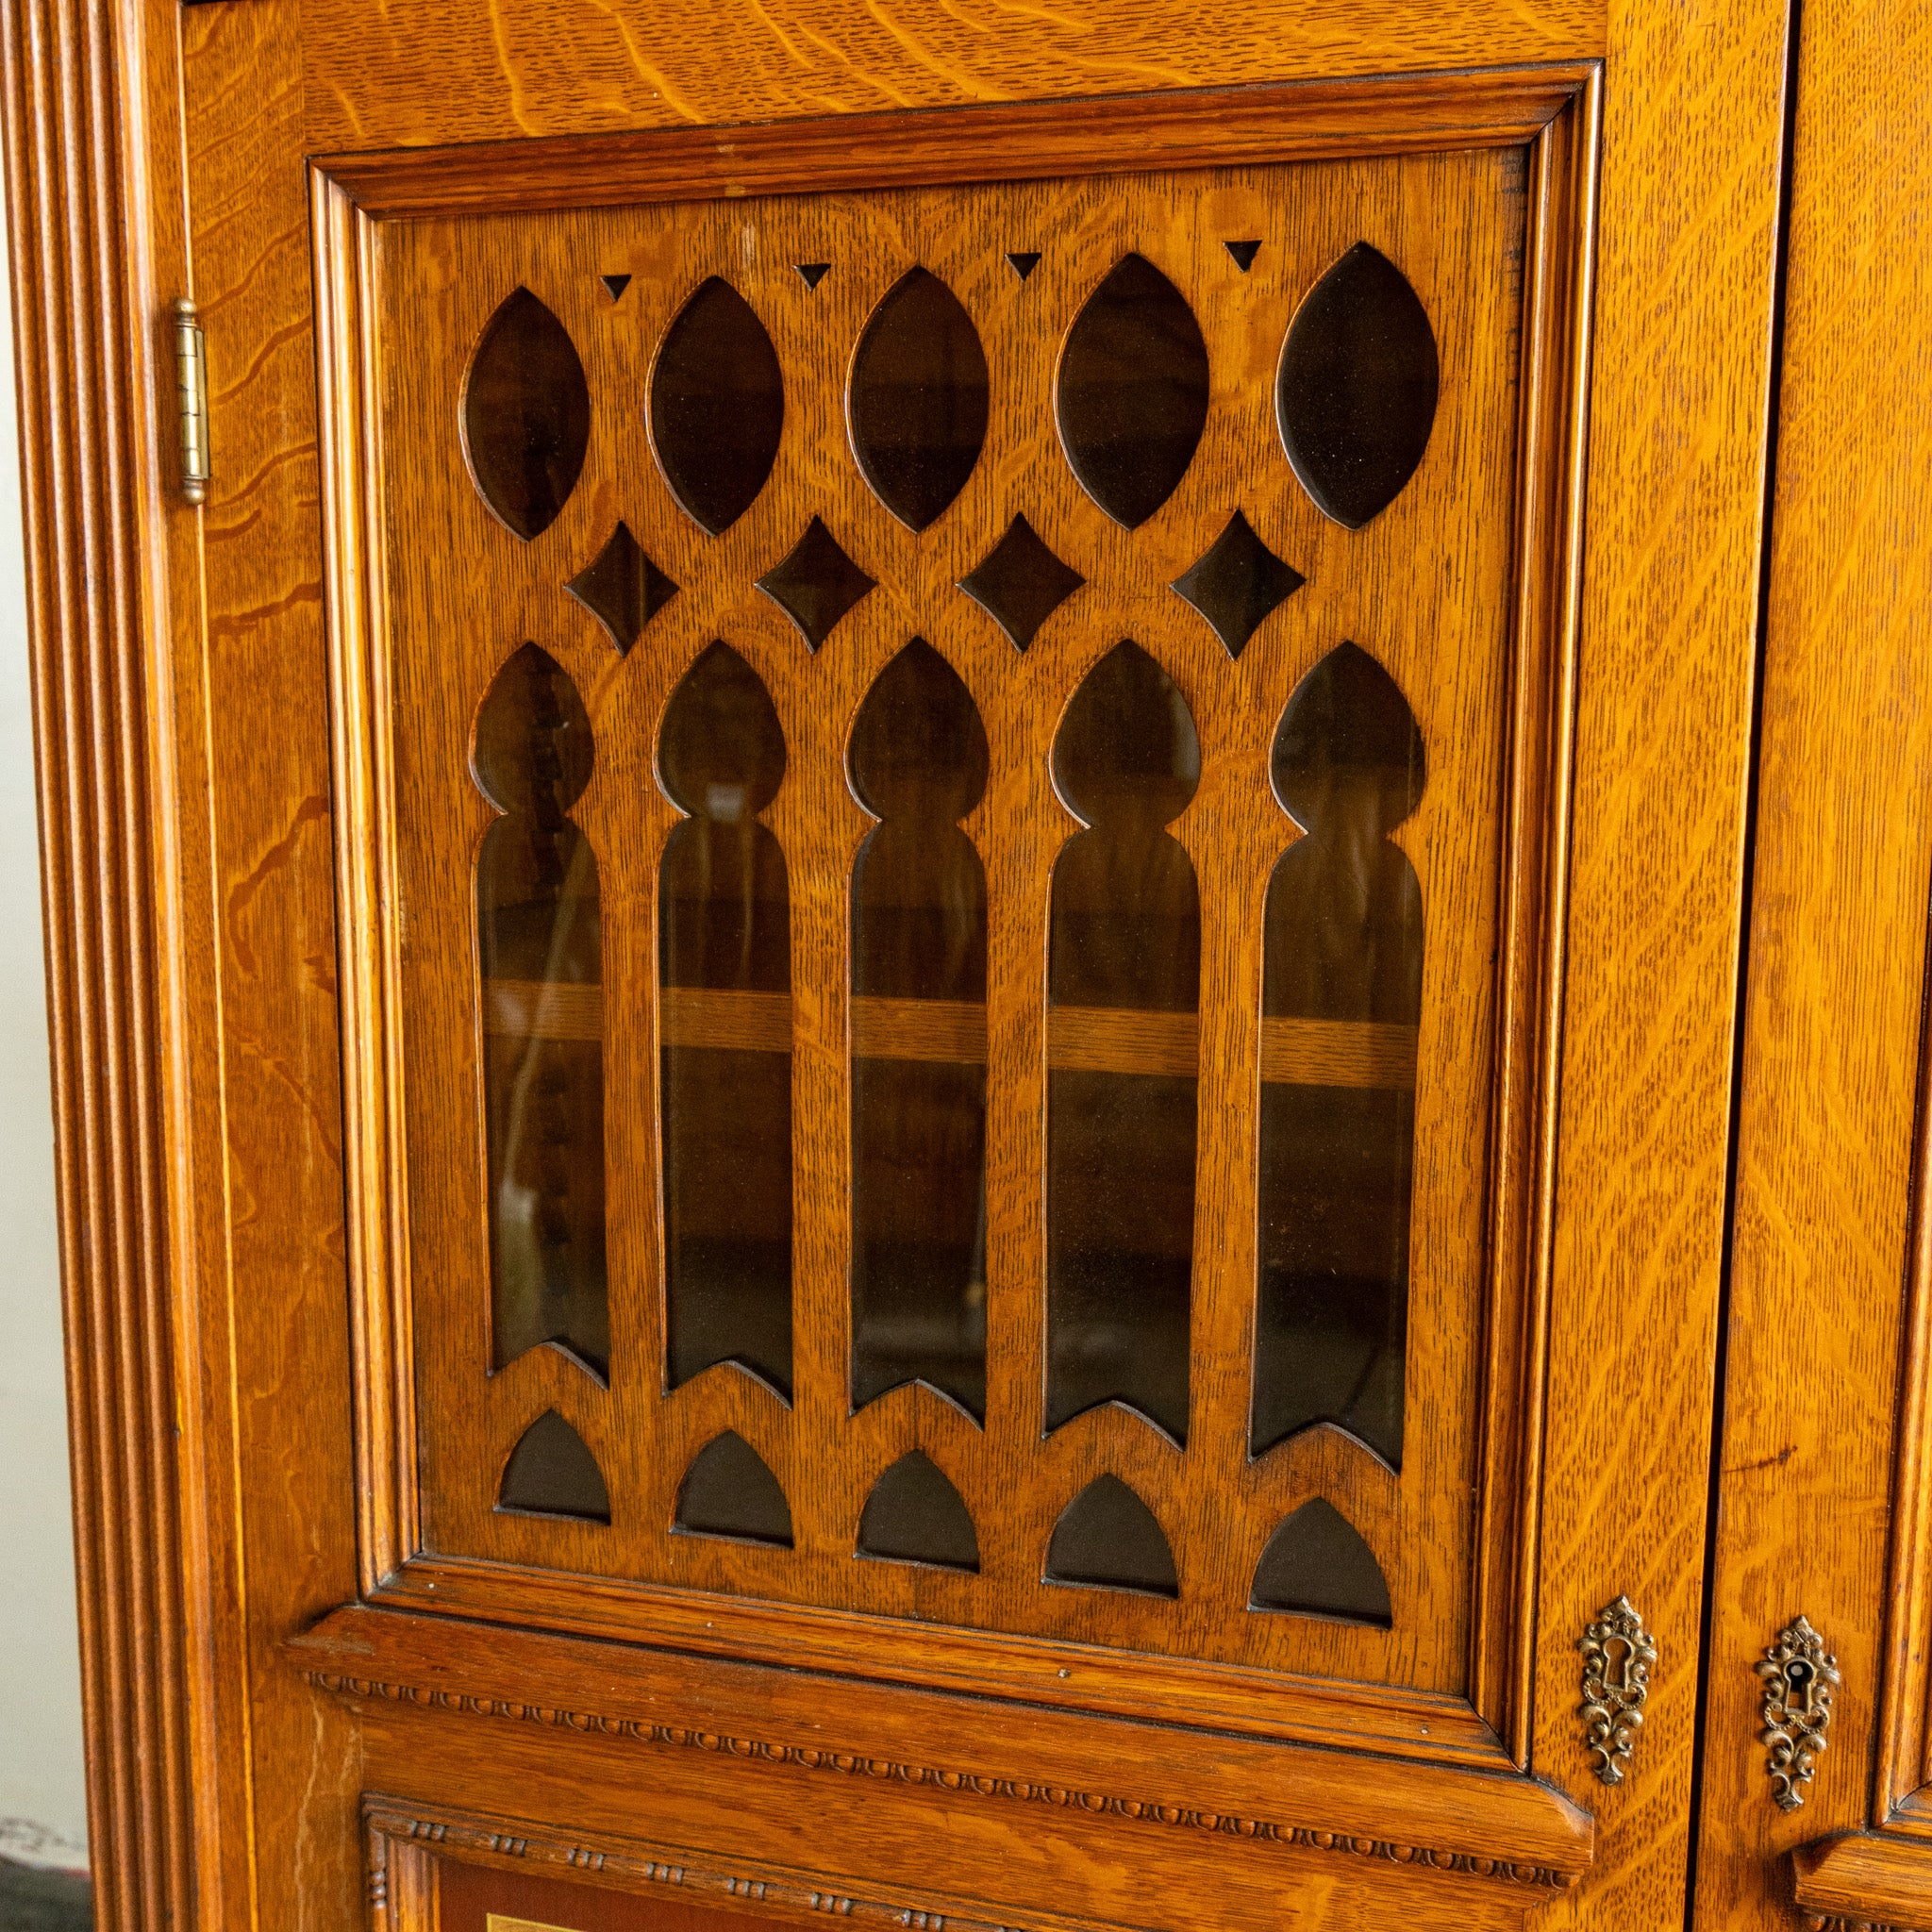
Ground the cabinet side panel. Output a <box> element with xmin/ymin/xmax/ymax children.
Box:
<box><xmin>1695</xmin><ymin>0</ymin><xmax>1932</xmax><ymax>1927</ymax></box>
<box><xmin>1532</xmin><ymin>0</ymin><xmax>1790</xmax><ymax>1926</ymax></box>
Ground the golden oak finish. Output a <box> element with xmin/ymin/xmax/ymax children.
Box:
<box><xmin>1691</xmin><ymin>3</ymin><xmax>1932</xmax><ymax>1930</ymax></box>
<box><xmin>0</xmin><ymin>0</ymin><xmax>1804</xmax><ymax>1928</ymax></box>
<box><xmin>1528</xmin><ymin>0</ymin><xmax>1790</xmax><ymax>1925</ymax></box>
<box><xmin>329</xmin><ymin>133</ymin><xmax>1563</xmax><ymax>1702</ymax></box>
<box><xmin>295</xmin><ymin>2</ymin><xmax>1606</xmax><ymax>154</ymax></box>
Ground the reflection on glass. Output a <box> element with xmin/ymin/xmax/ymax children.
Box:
<box><xmin>849</xmin><ymin>639</ymin><xmax>990</xmax><ymax>1421</ymax></box>
<box><xmin>1056</xmin><ymin>254</ymin><xmax>1210</xmax><ymax>530</ymax></box>
<box><xmin>462</xmin><ymin>288</ymin><xmax>591</xmax><ymax>541</ymax></box>
<box><xmin>1045</xmin><ymin>641</ymin><xmax>1200</xmax><ymax>1444</ymax></box>
<box><xmin>658</xmin><ymin>642</ymin><xmax>793</xmax><ymax>1397</ymax></box>
<box><xmin>848</xmin><ymin>268</ymin><xmax>991</xmax><ymax>531</ymax></box>
<box><xmin>650</xmin><ymin>277</ymin><xmax>785</xmax><ymax>536</ymax></box>
<box><xmin>1253</xmin><ymin>641</ymin><xmax>1424</xmax><ymax>1468</ymax></box>
<box><xmin>1276</xmin><ymin>242</ymin><xmax>1441</xmax><ymax>531</ymax></box>
<box><xmin>497</xmin><ymin>1408</ymin><xmax>611</xmax><ymax>1524</ymax></box>
<box><xmin>475</xmin><ymin>642</ymin><xmax>608</xmax><ymax>1377</ymax></box>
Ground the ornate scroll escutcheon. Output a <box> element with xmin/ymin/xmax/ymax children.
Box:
<box><xmin>1578</xmin><ymin>1594</ymin><xmax>1657</xmax><ymax>1786</ymax></box>
<box><xmin>1757</xmin><ymin>1616</ymin><xmax>1840</xmax><ymax>1811</ymax></box>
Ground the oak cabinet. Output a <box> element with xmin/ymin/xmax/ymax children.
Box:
<box><xmin>6</xmin><ymin>0</ymin><xmax>1927</xmax><ymax>1928</ymax></box>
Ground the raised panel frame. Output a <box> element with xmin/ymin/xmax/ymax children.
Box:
<box><xmin>314</xmin><ymin>58</ymin><xmax>1598</xmax><ymax>1787</ymax></box>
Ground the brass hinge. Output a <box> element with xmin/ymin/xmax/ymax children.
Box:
<box><xmin>173</xmin><ymin>297</ymin><xmax>208</xmax><ymax>505</ymax></box>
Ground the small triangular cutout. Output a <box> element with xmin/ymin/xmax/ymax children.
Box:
<box><xmin>674</xmin><ymin>1430</ymin><xmax>793</xmax><ymax>1547</ymax></box>
<box><xmin>1224</xmin><ymin>240</ymin><xmax>1261</xmax><ymax>273</ymax></box>
<box><xmin>1044</xmin><ymin>1474</ymin><xmax>1177</xmax><ymax>1598</ymax></box>
<box><xmin>600</xmin><ymin>273</ymin><xmax>632</xmax><ymax>301</ymax></box>
<box><xmin>1251</xmin><ymin>1498</ymin><xmax>1391</xmax><ymax>1627</ymax></box>
<box><xmin>1006</xmin><ymin>251</ymin><xmax>1041</xmax><ymax>281</ymax></box>
<box><xmin>795</xmin><ymin>262</ymin><xmax>831</xmax><ymax>290</ymax></box>
<box><xmin>498</xmin><ymin>1410</ymin><xmax>610</xmax><ymax>1524</ymax></box>
<box><xmin>858</xmin><ymin>1451</ymin><xmax>980</xmax><ymax>1572</ymax></box>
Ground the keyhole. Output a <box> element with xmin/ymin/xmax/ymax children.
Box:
<box><xmin>1786</xmin><ymin>1657</ymin><xmax>1815</xmax><ymax>1709</ymax></box>
<box><xmin>1605</xmin><ymin>1634</ymin><xmax>1633</xmax><ymax>1693</ymax></box>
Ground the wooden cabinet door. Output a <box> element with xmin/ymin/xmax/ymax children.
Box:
<box><xmin>1</xmin><ymin>2</ymin><xmax>1787</xmax><ymax>1930</ymax></box>
<box><xmin>1694</xmin><ymin>4</ymin><xmax>1932</xmax><ymax>1930</ymax></box>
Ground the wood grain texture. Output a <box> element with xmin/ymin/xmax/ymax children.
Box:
<box><xmin>1690</xmin><ymin>2</ymin><xmax>1932</xmax><ymax>1928</ymax></box>
<box><xmin>317</xmin><ymin>66</ymin><xmax>1595</xmax><ymax>221</ymax></box>
<box><xmin>1528</xmin><ymin>0</ymin><xmax>1790</xmax><ymax>1927</ymax></box>
<box><xmin>1794</xmin><ymin>1834</ymin><xmax>1932</xmax><ymax>1932</ymax></box>
<box><xmin>321</xmin><ymin>115</ymin><xmax>1584</xmax><ymax>1726</ymax></box>
<box><xmin>0</xmin><ymin>3</ymin><xmax>195</xmax><ymax>1930</ymax></box>
<box><xmin>365</xmin><ymin>1789</ymin><xmax>1573</xmax><ymax>1932</ymax></box>
<box><xmin>175</xmin><ymin>8</ymin><xmax>370</xmax><ymax>1932</ymax></box>
<box><xmin>296</xmin><ymin>2</ymin><xmax>1605</xmax><ymax>154</ymax></box>
<box><xmin>292</xmin><ymin>1600</ymin><xmax>1595</xmax><ymax>1899</ymax></box>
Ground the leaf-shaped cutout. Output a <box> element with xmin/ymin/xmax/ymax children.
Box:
<box><xmin>1052</xmin><ymin>639</ymin><xmax>1201</xmax><ymax>833</ymax></box>
<box><xmin>848</xmin><ymin>637</ymin><xmax>989</xmax><ymax>824</ymax></box>
<box><xmin>462</xmin><ymin>288</ymin><xmax>591</xmax><ymax>541</ymax></box>
<box><xmin>498</xmin><ymin>1410</ymin><xmax>610</xmax><ymax>1523</ymax></box>
<box><xmin>651</xmin><ymin>277</ymin><xmax>785</xmax><ymax>534</ymax></box>
<box><xmin>857</xmin><ymin>1451</ymin><xmax>980</xmax><ymax>1571</ymax></box>
<box><xmin>1251</xmin><ymin>1498</ymin><xmax>1391</xmax><ymax>1626</ymax></box>
<box><xmin>849</xmin><ymin>268</ymin><xmax>990</xmax><ymax>530</ymax></box>
<box><xmin>1044</xmin><ymin>1474</ymin><xmax>1177</xmax><ymax>1597</ymax></box>
<box><xmin>1056</xmin><ymin>254</ymin><xmax>1209</xmax><ymax>529</ymax></box>
<box><xmin>472</xmin><ymin>642</ymin><xmax>594</xmax><ymax>818</ymax></box>
<box><xmin>674</xmin><ymin>1429</ymin><xmax>793</xmax><ymax>1546</ymax></box>
<box><xmin>1276</xmin><ymin>242</ymin><xmax>1440</xmax><ymax>529</ymax></box>
<box><xmin>658</xmin><ymin>640</ymin><xmax>787</xmax><ymax>821</ymax></box>
<box><xmin>1271</xmin><ymin>640</ymin><xmax>1425</xmax><ymax>838</ymax></box>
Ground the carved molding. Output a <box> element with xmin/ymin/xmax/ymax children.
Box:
<box><xmin>1804</xmin><ymin>1919</ymin><xmax>1930</xmax><ymax>1932</ymax></box>
<box><xmin>320</xmin><ymin>1674</ymin><xmax>1576</xmax><ymax>1892</ymax></box>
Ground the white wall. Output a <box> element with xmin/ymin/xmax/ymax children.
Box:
<box><xmin>0</xmin><ymin>224</ymin><xmax>91</xmax><ymax>1873</ymax></box>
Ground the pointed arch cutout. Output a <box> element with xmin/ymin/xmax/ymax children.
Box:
<box><xmin>1250</xmin><ymin>1498</ymin><xmax>1391</xmax><ymax>1627</ymax></box>
<box><xmin>497</xmin><ymin>1410</ymin><xmax>609</xmax><ymax>1524</ymax></box>
<box><xmin>857</xmin><ymin>1451</ymin><xmax>980</xmax><ymax>1572</ymax></box>
<box><xmin>1044</xmin><ymin>1474</ymin><xmax>1177</xmax><ymax>1598</ymax></box>
<box><xmin>674</xmin><ymin>1430</ymin><xmax>793</xmax><ymax>1547</ymax></box>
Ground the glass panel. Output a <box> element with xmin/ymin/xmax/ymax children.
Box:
<box><xmin>650</xmin><ymin>276</ymin><xmax>785</xmax><ymax>535</ymax></box>
<box><xmin>856</xmin><ymin>1450</ymin><xmax>980</xmax><ymax>1572</ymax></box>
<box><xmin>498</xmin><ymin>1409</ymin><xmax>611</xmax><ymax>1524</ymax></box>
<box><xmin>1045</xmin><ymin>641</ymin><xmax>1200</xmax><ymax>1444</ymax></box>
<box><xmin>1043</xmin><ymin>1474</ymin><xmax>1177</xmax><ymax>1598</ymax></box>
<box><xmin>958</xmin><ymin>512</ymin><xmax>1085</xmax><ymax>652</ymax></box>
<box><xmin>757</xmin><ymin>515</ymin><xmax>876</xmax><ymax>651</ymax></box>
<box><xmin>674</xmin><ymin>1430</ymin><xmax>793</xmax><ymax>1546</ymax></box>
<box><xmin>1250</xmin><ymin>1498</ymin><xmax>1391</xmax><ymax>1625</ymax></box>
<box><xmin>1169</xmin><ymin>509</ymin><xmax>1305</xmax><ymax>661</ymax></box>
<box><xmin>1276</xmin><ymin>242</ymin><xmax>1441</xmax><ymax>530</ymax></box>
<box><xmin>1254</xmin><ymin>641</ymin><xmax>1425</xmax><ymax>1468</ymax></box>
<box><xmin>564</xmin><ymin>519</ymin><xmax>679</xmax><ymax>655</ymax></box>
<box><xmin>1056</xmin><ymin>254</ymin><xmax>1209</xmax><ymax>529</ymax></box>
<box><xmin>848</xmin><ymin>639</ymin><xmax>991</xmax><ymax>1421</ymax></box>
<box><xmin>658</xmin><ymin>642</ymin><xmax>793</xmax><ymax>1397</ymax></box>
<box><xmin>474</xmin><ymin>642</ymin><xmax>608</xmax><ymax>1378</ymax></box>
<box><xmin>461</xmin><ymin>287</ymin><xmax>591</xmax><ymax>541</ymax></box>
<box><xmin>848</xmin><ymin>267</ymin><xmax>990</xmax><ymax>531</ymax></box>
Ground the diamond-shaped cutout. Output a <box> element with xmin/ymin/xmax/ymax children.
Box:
<box><xmin>1170</xmin><ymin>510</ymin><xmax>1305</xmax><ymax>658</ymax></box>
<box><xmin>958</xmin><ymin>513</ymin><xmax>1084</xmax><ymax>651</ymax></box>
<box><xmin>565</xmin><ymin>521</ymin><xmax>678</xmax><ymax>655</ymax></box>
<box><xmin>757</xmin><ymin>516</ymin><xmax>875</xmax><ymax>651</ymax></box>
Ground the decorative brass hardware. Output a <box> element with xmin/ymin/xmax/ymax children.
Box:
<box><xmin>173</xmin><ymin>297</ymin><xmax>208</xmax><ymax>506</ymax></box>
<box><xmin>1757</xmin><ymin>1616</ymin><xmax>1839</xmax><ymax>1811</ymax></box>
<box><xmin>1578</xmin><ymin>1594</ymin><xmax>1657</xmax><ymax>1786</ymax></box>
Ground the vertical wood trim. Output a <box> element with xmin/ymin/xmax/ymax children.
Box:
<box><xmin>0</xmin><ymin>2</ymin><xmax>198</xmax><ymax>1930</ymax></box>
<box><xmin>314</xmin><ymin>171</ymin><xmax>416</xmax><ymax>1591</ymax></box>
